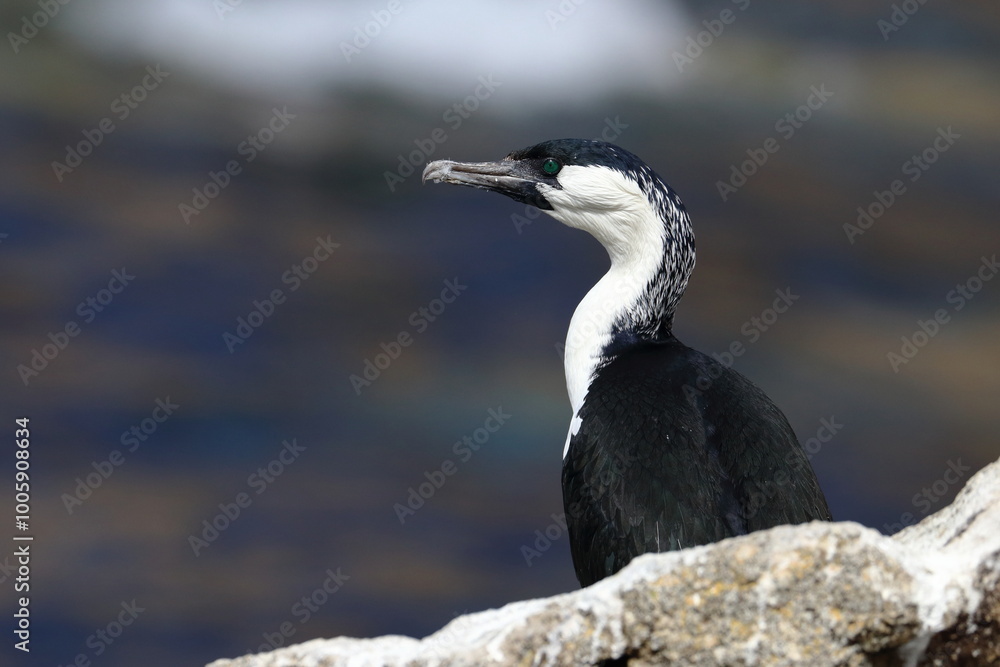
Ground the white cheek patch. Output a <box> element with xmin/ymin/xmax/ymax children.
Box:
<box><xmin>545</xmin><ymin>165</ymin><xmax>646</xmax><ymax>218</ymax></box>
<box><xmin>543</xmin><ymin>166</ymin><xmax>663</xmax><ymax>264</ymax></box>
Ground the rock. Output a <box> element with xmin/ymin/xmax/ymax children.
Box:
<box><xmin>208</xmin><ymin>458</ymin><xmax>1000</xmax><ymax>666</ymax></box>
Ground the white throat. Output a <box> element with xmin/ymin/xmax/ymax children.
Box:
<box><xmin>539</xmin><ymin>166</ymin><xmax>669</xmax><ymax>413</ymax></box>
<box><xmin>563</xmin><ymin>238</ymin><xmax>664</xmax><ymax>417</ymax></box>
<box><xmin>537</xmin><ymin>164</ymin><xmax>692</xmax><ymax>458</ymax></box>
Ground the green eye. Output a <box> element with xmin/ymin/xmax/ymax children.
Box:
<box><xmin>542</xmin><ymin>158</ymin><xmax>561</xmax><ymax>175</ymax></box>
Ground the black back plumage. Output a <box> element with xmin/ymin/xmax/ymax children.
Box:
<box><xmin>563</xmin><ymin>338</ymin><xmax>832</xmax><ymax>587</ymax></box>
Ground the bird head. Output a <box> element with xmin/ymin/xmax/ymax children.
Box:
<box><xmin>423</xmin><ymin>138</ymin><xmax>697</xmax><ymax>349</ymax></box>
<box><xmin>422</xmin><ymin>139</ymin><xmax>692</xmax><ymax>269</ymax></box>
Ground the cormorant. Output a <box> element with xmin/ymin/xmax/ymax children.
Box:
<box><xmin>422</xmin><ymin>139</ymin><xmax>831</xmax><ymax>587</ymax></box>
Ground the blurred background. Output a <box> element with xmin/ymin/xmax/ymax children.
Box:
<box><xmin>2</xmin><ymin>0</ymin><xmax>999</xmax><ymax>664</ymax></box>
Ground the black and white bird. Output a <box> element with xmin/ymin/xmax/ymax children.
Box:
<box><xmin>422</xmin><ymin>139</ymin><xmax>831</xmax><ymax>587</ymax></box>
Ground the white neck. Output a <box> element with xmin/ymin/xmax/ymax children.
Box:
<box><xmin>563</xmin><ymin>244</ymin><xmax>663</xmax><ymax>418</ymax></box>
<box><xmin>538</xmin><ymin>164</ymin><xmax>694</xmax><ymax>457</ymax></box>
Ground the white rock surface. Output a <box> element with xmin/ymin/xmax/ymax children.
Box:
<box><xmin>208</xmin><ymin>458</ymin><xmax>1000</xmax><ymax>666</ymax></box>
